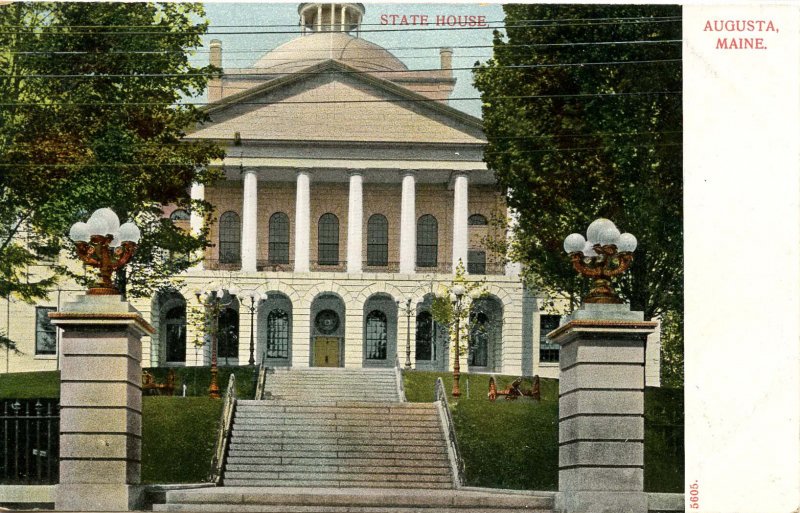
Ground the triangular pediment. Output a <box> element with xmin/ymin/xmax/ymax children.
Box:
<box><xmin>186</xmin><ymin>60</ymin><xmax>485</xmax><ymax>145</ymax></box>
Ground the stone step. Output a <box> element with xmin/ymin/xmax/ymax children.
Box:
<box><xmin>160</xmin><ymin>487</ymin><xmax>555</xmax><ymax>510</ymax></box>
<box><xmin>223</xmin><ymin>471</ymin><xmax>453</xmax><ymax>483</ymax></box>
<box><xmin>229</xmin><ymin>440</ymin><xmax>446</xmax><ymax>451</ymax></box>
<box><xmin>157</xmin><ymin>500</ymin><xmax>537</xmax><ymax>510</ymax></box>
<box><xmin>230</xmin><ymin>432</ymin><xmax>445</xmax><ymax>443</ymax></box>
<box><xmin>233</xmin><ymin>418</ymin><xmax>441</xmax><ymax>433</ymax></box>
<box><xmin>227</xmin><ymin>446</ymin><xmax>449</xmax><ymax>458</ymax></box>
<box><xmin>238</xmin><ymin>401</ymin><xmax>429</xmax><ymax>409</ymax></box>
<box><xmin>224</xmin><ymin>464</ymin><xmax>451</xmax><ymax>475</ymax></box>
<box><xmin>221</xmin><ymin>479</ymin><xmax>454</xmax><ymax>489</ymax></box>
<box><xmin>234</xmin><ymin>413</ymin><xmax>440</xmax><ymax>429</ymax></box>
<box><xmin>225</xmin><ymin>457</ymin><xmax>450</xmax><ymax>467</ymax></box>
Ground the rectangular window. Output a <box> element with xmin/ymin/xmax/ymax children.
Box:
<box><xmin>35</xmin><ymin>307</ymin><xmax>57</xmax><ymax>355</ymax></box>
<box><xmin>539</xmin><ymin>314</ymin><xmax>561</xmax><ymax>363</ymax></box>
<box><xmin>467</xmin><ymin>250</ymin><xmax>486</xmax><ymax>274</ymax></box>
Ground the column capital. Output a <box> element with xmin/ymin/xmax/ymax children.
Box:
<box><xmin>295</xmin><ymin>169</ymin><xmax>310</xmax><ymax>178</ymax></box>
<box><xmin>348</xmin><ymin>169</ymin><xmax>364</xmax><ymax>177</ymax></box>
<box><xmin>400</xmin><ymin>169</ymin><xmax>417</xmax><ymax>178</ymax></box>
<box><xmin>452</xmin><ymin>170</ymin><xmax>469</xmax><ymax>178</ymax></box>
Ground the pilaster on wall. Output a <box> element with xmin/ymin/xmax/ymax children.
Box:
<box><xmin>344</xmin><ymin>309</ymin><xmax>363</xmax><ymax>368</ymax></box>
<box><xmin>291</xmin><ymin>304</ymin><xmax>311</xmax><ymax>367</ymax></box>
<box><xmin>548</xmin><ymin>304</ymin><xmax>656</xmax><ymax>513</ymax></box>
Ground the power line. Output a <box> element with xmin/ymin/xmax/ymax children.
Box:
<box><xmin>0</xmin><ymin>16</ymin><xmax>681</xmax><ymax>30</ymax></box>
<box><xmin>4</xmin><ymin>39</ymin><xmax>682</xmax><ymax>56</ymax></box>
<box><xmin>0</xmin><ymin>143</ymin><xmax>683</xmax><ymax>167</ymax></box>
<box><xmin>5</xmin><ymin>59</ymin><xmax>681</xmax><ymax>79</ymax></box>
<box><xmin>0</xmin><ymin>90</ymin><xmax>682</xmax><ymax>107</ymax></box>
<box><xmin>0</xmin><ymin>17</ymin><xmax>682</xmax><ymax>36</ymax></box>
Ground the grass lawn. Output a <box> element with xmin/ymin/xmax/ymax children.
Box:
<box><xmin>0</xmin><ymin>368</ymin><xmax>682</xmax><ymax>490</ymax></box>
<box><xmin>141</xmin><ymin>397</ymin><xmax>222</xmax><ymax>483</ymax></box>
<box><xmin>403</xmin><ymin>370</ymin><xmax>684</xmax><ymax>493</ymax></box>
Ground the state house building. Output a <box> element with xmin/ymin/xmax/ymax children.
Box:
<box><xmin>3</xmin><ymin>3</ymin><xmax>661</xmax><ymax>384</ymax></box>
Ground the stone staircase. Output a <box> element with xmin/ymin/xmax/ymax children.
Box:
<box><xmin>262</xmin><ymin>367</ymin><xmax>402</xmax><ymax>402</ymax></box>
<box><xmin>155</xmin><ymin>367</ymin><xmax>555</xmax><ymax>512</ymax></box>
<box><xmin>223</xmin><ymin>400</ymin><xmax>453</xmax><ymax>488</ymax></box>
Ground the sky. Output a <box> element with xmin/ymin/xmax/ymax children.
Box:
<box><xmin>195</xmin><ymin>3</ymin><xmax>506</xmax><ymax>117</ymax></box>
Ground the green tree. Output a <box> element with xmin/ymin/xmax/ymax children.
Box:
<box><xmin>473</xmin><ymin>4</ymin><xmax>682</xmax><ymax>318</ymax></box>
<box><xmin>0</xmin><ymin>2</ymin><xmax>224</xmax><ymax>310</ymax></box>
<box><xmin>473</xmin><ymin>5</ymin><xmax>682</xmax><ymax>382</ymax></box>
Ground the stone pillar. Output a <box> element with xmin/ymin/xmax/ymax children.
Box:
<box><xmin>340</xmin><ymin>5</ymin><xmax>346</xmax><ymax>31</ymax></box>
<box><xmin>452</xmin><ymin>172</ymin><xmax>469</xmax><ymax>273</ymax></box>
<box><xmin>316</xmin><ymin>4</ymin><xmax>322</xmax><ymax>31</ymax></box>
<box><xmin>294</xmin><ymin>170</ymin><xmax>311</xmax><ymax>273</ymax></box>
<box><xmin>49</xmin><ymin>295</ymin><xmax>154</xmax><ymax>511</ymax></box>
<box><xmin>190</xmin><ymin>182</ymin><xmax>205</xmax><ymax>271</ymax></box>
<box><xmin>346</xmin><ymin>170</ymin><xmax>363</xmax><ymax>273</ymax></box>
<box><xmin>505</xmin><ymin>206</ymin><xmax>522</xmax><ymax>277</ymax></box>
<box><xmin>241</xmin><ymin>169</ymin><xmax>258</xmax><ymax>273</ymax></box>
<box><xmin>399</xmin><ymin>171</ymin><xmax>416</xmax><ymax>274</ymax></box>
<box><xmin>547</xmin><ymin>303</ymin><xmax>656</xmax><ymax>513</ymax></box>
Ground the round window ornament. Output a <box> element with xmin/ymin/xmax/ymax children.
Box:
<box><xmin>315</xmin><ymin>310</ymin><xmax>339</xmax><ymax>334</ymax></box>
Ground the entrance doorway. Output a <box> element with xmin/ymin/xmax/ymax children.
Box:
<box><xmin>313</xmin><ymin>337</ymin><xmax>340</xmax><ymax>367</ymax></box>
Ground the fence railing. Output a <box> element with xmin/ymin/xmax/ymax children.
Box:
<box><xmin>255</xmin><ymin>353</ymin><xmax>269</xmax><ymax>400</ymax></box>
<box><xmin>0</xmin><ymin>399</ymin><xmax>59</xmax><ymax>485</ymax></box>
<box><xmin>209</xmin><ymin>374</ymin><xmax>237</xmax><ymax>485</ymax></box>
<box><xmin>199</xmin><ymin>259</ymin><xmax>506</xmax><ymax>275</ymax></box>
<box><xmin>434</xmin><ymin>378</ymin><xmax>464</xmax><ymax>487</ymax></box>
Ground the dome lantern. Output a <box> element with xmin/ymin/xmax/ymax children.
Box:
<box><xmin>299</xmin><ymin>3</ymin><xmax>365</xmax><ymax>35</ymax></box>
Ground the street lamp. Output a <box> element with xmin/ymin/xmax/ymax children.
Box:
<box><xmin>451</xmin><ymin>284</ymin><xmax>465</xmax><ymax>398</ymax></box>
<box><xmin>69</xmin><ymin>208</ymin><xmax>141</xmax><ymax>295</ymax></box>
<box><xmin>239</xmin><ymin>290</ymin><xmax>261</xmax><ymax>367</ymax></box>
<box><xmin>396</xmin><ymin>298</ymin><xmax>413</xmax><ymax>370</ymax></box>
<box><xmin>194</xmin><ymin>286</ymin><xmax>236</xmax><ymax>399</ymax></box>
<box><xmin>563</xmin><ymin>218</ymin><xmax>637</xmax><ymax>304</ymax></box>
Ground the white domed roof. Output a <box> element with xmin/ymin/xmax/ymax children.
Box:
<box><xmin>252</xmin><ymin>32</ymin><xmax>408</xmax><ymax>73</ymax></box>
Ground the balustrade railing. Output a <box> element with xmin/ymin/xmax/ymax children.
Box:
<box><xmin>434</xmin><ymin>378</ymin><xmax>464</xmax><ymax>487</ymax></box>
<box><xmin>202</xmin><ymin>258</ymin><xmax>506</xmax><ymax>275</ymax></box>
<box><xmin>209</xmin><ymin>374</ymin><xmax>237</xmax><ymax>484</ymax></box>
<box><xmin>254</xmin><ymin>353</ymin><xmax>269</xmax><ymax>400</ymax></box>
<box><xmin>394</xmin><ymin>356</ymin><xmax>407</xmax><ymax>402</ymax></box>
<box><xmin>0</xmin><ymin>399</ymin><xmax>59</xmax><ymax>485</ymax></box>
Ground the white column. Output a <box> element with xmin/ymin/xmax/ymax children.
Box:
<box><xmin>294</xmin><ymin>170</ymin><xmax>311</xmax><ymax>273</ymax></box>
<box><xmin>346</xmin><ymin>170</ymin><xmax>363</xmax><ymax>273</ymax></box>
<box><xmin>241</xmin><ymin>169</ymin><xmax>258</xmax><ymax>273</ymax></box>
<box><xmin>452</xmin><ymin>172</ymin><xmax>469</xmax><ymax>274</ymax></box>
<box><xmin>329</xmin><ymin>3</ymin><xmax>335</xmax><ymax>31</ymax></box>
<box><xmin>316</xmin><ymin>4</ymin><xmax>322</xmax><ymax>31</ymax></box>
<box><xmin>399</xmin><ymin>171</ymin><xmax>417</xmax><ymax>274</ymax></box>
<box><xmin>190</xmin><ymin>182</ymin><xmax>205</xmax><ymax>271</ymax></box>
<box><xmin>340</xmin><ymin>5</ymin><xmax>346</xmax><ymax>31</ymax></box>
<box><xmin>505</xmin><ymin>206</ymin><xmax>522</xmax><ymax>277</ymax></box>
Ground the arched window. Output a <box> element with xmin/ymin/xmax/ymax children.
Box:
<box><xmin>218</xmin><ymin>307</ymin><xmax>239</xmax><ymax>362</ymax></box>
<box><xmin>468</xmin><ymin>214</ymin><xmax>487</xmax><ymax>226</ymax></box>
<box><xmin>415</xmin><ymin>311</ymin><xmax>433</xmax><ymax>361</ymax></box>
<box><xmin>219</xmin><ymin>211</ymin><xmax>241</xmax><ymax>264</ymax></box>
<box><xmin>367</xmin><ymin>214</ymin><xmax>388</xmax><ymax>266</ymax></box>
<box><xmin>266</xmin><ymin>309</ymin><xmax>290</xmax><ymax>359</ymax></box>
<box><xmin>416</xmin><ymin>215</ymin><xmax>438</xmax><ymax>268</ymax></box>
<box><xmin>269</xmin><ymin>212</ymin><xmax>290</xmax><ymax>264</ymax></box>
<box><xmin>469</xmin><ymin>311</ymin><xmax>489</xmax><ymax>367</ymax></box>
<box><xmin>170</xmin><ymin>209</ymin><xmax>190</xmax><ymax>221</ymax></box>
<box><xmin>365</xmin><ymin>310</ymin><xmax>388</xmax><ymax>360</ymax></box>
<box><xmin>165</xmin><ymin>304</ymin><xmax>187</xmax><ymax>363</ymax></box>
<box><xmin>318</xmin><ymin>213</ymin><xmax>339</xmax><ymax>265</ymax></box>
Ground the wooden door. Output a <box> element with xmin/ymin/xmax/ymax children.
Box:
<box><xmin>313</xmin><ymin>337</ymin><xmax>340</xmax><ymax>367</ymax></box>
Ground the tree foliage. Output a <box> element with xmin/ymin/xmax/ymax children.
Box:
<box><xmin>430</xmin><ymin>261</ymin><xmax>489</xmax><ymax>359</ymax></box>
<box><xmin>0</xmin><ymin>2</ymin><xmax>224</xmax><ymax>305</ymax></box>
<box><xmin>473</xmin><ymin>5</ymin><xmax>682</xmax><ymax>321</ymax></box>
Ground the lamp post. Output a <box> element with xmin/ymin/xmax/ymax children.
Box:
<box><xmin>195</xmin><ymin>286</ymin><xmax>237</xmax><ymax>399</ymax></box>
<box><xmin>69</xmin><ymin>208</ymin><xmax>141</xmax><ymax>295</ymax></box>
<box><xmin>396</xmin><ymin>298</ymin><xmax>413</xmax><ymax>370</ymax></box>
<box><xmin>563</xmin><ymin>218</ymin><xmax>637</xmax><ymax>304</ymax></box>
<box><xmin>451</xmin><ymin>284</ymin><xmax>465</xmax><ymax>398</ymax></box>
<box><xmin>239</xmin><ymin>290</ymin><xmax>260</xmax><ymax>366</ymax></box>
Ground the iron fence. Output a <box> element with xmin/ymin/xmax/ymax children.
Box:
<box><xmin>0</xmin><ymin>399</ymin><xmax>59</xmax><ymax>485</ymax></box>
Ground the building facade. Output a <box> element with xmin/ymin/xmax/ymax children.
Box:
<box><xmin>0</xmin><ymin>3</ymin><xmax>661</xmax><ymax>385</ymax></box>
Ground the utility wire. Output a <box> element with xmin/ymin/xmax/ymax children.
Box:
<box><xmin>0</xmin><ymin>90</ymin><xmax>682</xmax><ymax>107</ymax></box>
<box><xmin>6</xmin><ymin>59</ymin><xmax>681</xmax><ymax>79</ymax></box>
<box><xmin>0</xmin><ymin>17</ymin><xmax>682</xmax><ymax>36</ymax></box>
<box><xmin>0</xmin><ymin>142</ymin><xmax>683</xmax><ymax>167</ymax></box>
<box><xmin>4</xmin><ymin>39</ymin><xmax>682</xmax><ymax>56</ymax></box>
<box><xmin>0</xmin><ymin>16</ymin><xmax>682</xmax><ymax>30</ymax></box>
